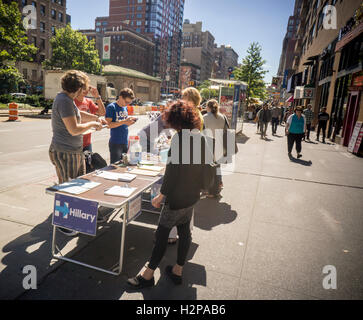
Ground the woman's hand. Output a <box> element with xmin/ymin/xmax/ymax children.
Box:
<box><xmin>152</xmin><ymin>194</ymin><xmax>164</xmax><ymax>209</ymax></box>
<box><xmin>92</xmin><ymin>121</ymin><xmax>103</xmax><ymax>131</ymax></box>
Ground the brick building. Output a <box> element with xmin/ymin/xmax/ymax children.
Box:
<box><xmin>281</xmin><ymin>0</ymin><xmax>362</xmax><ymax>150</ymax></box>
<box><xmin>107</xmin><ymin>0</ymin><xmax>185</xmax><ymax>93</ymax></box>
<box><xmin>181</xmin><ymin>20</ymin><xmax>215</xmax><ymax>83</ymax></box>
<box><xmin>213</xmin><ymin>45</ymin><xmax>239</xmax><ymax>80</ymax></box>
<box><xmin>79</xmin><ymin>23</ymin><xmax>155</xmax><ymax>76</ymax></box>
<box><xmin>179</xmin><ymin>61</ymin><xmax>201</xmax><ymax>91</ymax></box>
<box><xmin>15</xmin><ymin>0</ymin><xmax>68</xmax><ymax>93</ymax></box>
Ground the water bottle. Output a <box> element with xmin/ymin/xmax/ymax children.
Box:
<box><xmin>129</xmin><ymin>136</ymin><xmax>142</xmax><ymax>165</ymax></box>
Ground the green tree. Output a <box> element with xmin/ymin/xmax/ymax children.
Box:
<box><xmin>233</xmin><ymin>42</ymin><xmax>268</xmax><ymax>106</ymax></box>
<box><xmin>0</xmin><ymin>0</ymin><xmax>37</xmax><ymax>93</ymax></box>
<box><xmin>197</xmin><ymin>80</ymin><xmax>212</xmax><ymax>91</ymax></box>
<box><xmin>43</xmin><ymin>24</ymin><xmax>101</xmax><ymax>74</ymax></box>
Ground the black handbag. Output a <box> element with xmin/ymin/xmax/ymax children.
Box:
<box><xmin>84</xmin><ymin>151</ymin><xmax>107</xmax><ymax>173</ymax></box>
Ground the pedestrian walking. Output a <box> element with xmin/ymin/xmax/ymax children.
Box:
<box><xmin>181</xmin><ymin>87</ymin><xmax>204</xmax><ymax>131</ymax></box>
<box><xmin>280</xmin><ymin>106</ymin><xmax>285</xmax><ymax>125</ymax></box>
<box><xmin>316</xmin><ymin>107</ymin><xmax>330</xmax><ymax>143</ymax></box>
<box><xmin>203</xmin><ymin>99</ymin><xmax>225</xmax><ymax>198</ymax></box>
<box><xmin>285</xmin><ymin>106</ymin><xmax>306</xmax><ymax>159</ymax></box>
<box><xmin>49</xmin><ymin>70</ymin><xmax>103</xmax><ymax>236</ymax></box>
<box><xmin>127</xmin><ymin>100</ymin><xmax>211</xmax><ymax>289</ymax></box>
<box><xmin>303</xmin><ymin>104</ymin><xmax>314</xmax><ymax>141</ymax></box>
<box><xmin>105</xmin><ymin>88</ymin><xmax>138</xmax><ymax>164</ymax></box>
<box><xmin>257</xmin><ymin>104</ymin><xmax>272</xmax><ymax>139</ymax></box>
<box><xmin>271</xmin><ymin>104</ymin><xmax>281</xmax><ymax>135</ymax></box>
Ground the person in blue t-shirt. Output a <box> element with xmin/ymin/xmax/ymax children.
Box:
<box><xmin>285</xmin><ymin>106</ymin><xmax>306</xmax><ymax>159</ymax></box>
<box><xmin>106</xmin><ymin>88</ymin><xmax>138</xmax><ymax>164</ymax></box>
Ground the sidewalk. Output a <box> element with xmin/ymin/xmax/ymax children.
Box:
<box><xmin>1</xmin><ymin>122</ymin><xmax>363</xmax><ymax>300</ymax></box>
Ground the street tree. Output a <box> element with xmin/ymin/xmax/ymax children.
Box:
<box><xmin>233</xmin><ymin>42</ymin><xmax>268</xmax><ymax>106</ymax></box>
<box><xmin>43</xmin><ymin>24</ymin><xmax>101</xmax><ymax>75</ymax></box>
<box><xmin>0</xmin><ymin>0</ymin><xmax>37</xmax><ymax>94</ymax></box>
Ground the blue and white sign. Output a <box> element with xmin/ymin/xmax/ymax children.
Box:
<box><xmin>52</xmin><ymin>193</ymin><xmax>99</xmax><ymax>236</ymax></box>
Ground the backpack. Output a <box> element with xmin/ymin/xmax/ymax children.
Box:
<box><xmin>84</xmin><ymin>151</ymin><xmax>107</xmax><ymax>173</ymax></box>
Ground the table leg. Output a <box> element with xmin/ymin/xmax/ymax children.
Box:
<box><xmin>117</xmin><ymin>203</ymin><xmax>128</xmax><ymax>275</ymax></box>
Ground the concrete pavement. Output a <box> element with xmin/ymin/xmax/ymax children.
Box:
<box><xmin>1</xmin><ymin>120</ymin><xmax>363</xmax><ymax>300</ymax></box>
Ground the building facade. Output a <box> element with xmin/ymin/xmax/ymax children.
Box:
<box><xmin>15</xmin><ymin>0</ymin><xmax>68</xmax><ymax>93</ymax></box>
<box><xmin>181</xmin><ymin>20</ymin><xmax>215</xmax><ymax>83</ymax></box>
<box><xmin>213</xmin><ymin>44</ymin><xmax>239</xmax><ymax>80</ymax></box>
<box><xmin>279</xmin><ymin>0</ymin><xmax>362</xmax><ymax>151</ymax></box>
<box><xmin>107</xmin><ymin>0</ymin><xmax>185</xmax><ymax>93</ymax></box>
<box><xmin>80</xmin><ymin>24</ymin><xmax>155</xmax><ymax>76</ymax></box>
<box><xmin>179</xmin><ymin>61</ymin><xmax>201</xmax><ymax>90</ymax></box>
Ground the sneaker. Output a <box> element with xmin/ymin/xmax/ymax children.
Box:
<box><xmin>165</xmin><ymin>265</ymin><xmax>182</xmax><ymax>285</ymax></box>
<box><xmin>57</xmin><ymin>227</ymin><xmax>79</xmax><ymax>237</ymax></box>
<box><xmin>127</xmin><ymin>275</ymin><xmax>155</xmax><ymax>289</ymax></box>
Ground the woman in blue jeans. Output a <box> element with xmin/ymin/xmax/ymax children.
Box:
<box><xmin>127</xmin><ymin>100</ymin><xmax>212</xmax><ymax>289</ymax></box>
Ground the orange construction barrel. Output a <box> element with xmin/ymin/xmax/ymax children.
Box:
<box><xmin>151</xmin><ymin>106</ymin><xmax>158</xmax><ymax>112</ymax></box>
<box><xmin>128</xmin><ymin>105</ymin><xmax>134</xmax><ymax>115</ymax></box>
<box><xmin>8</xmin><ymin>103</ymin><xmax>19</xmax><ymax>121</ymax></box>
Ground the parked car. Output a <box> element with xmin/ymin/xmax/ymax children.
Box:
<box><xmin>10</xmin><ymin>93</ymin><xmax>27</xmax><ymax>98</ymax></box>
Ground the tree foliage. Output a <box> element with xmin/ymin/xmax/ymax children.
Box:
<box><xmin>43</xmin><ymin>24</ymin><xmax>101</xmax><ymax>74</ymax></box>
<box><xmin>0</xmin><ymin>0</ymin><xmax>37</xmax><ymax>93</ymax></box>
<box><xmin>233</xmin><ymin>42</ymin><xmax>268</xmax><ymax>105</ymax></box>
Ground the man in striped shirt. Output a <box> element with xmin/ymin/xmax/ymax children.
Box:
<box><xmin>303</xmin><ymin>104</ymin><xmax>314</xmax><ymax>141</ymax></box>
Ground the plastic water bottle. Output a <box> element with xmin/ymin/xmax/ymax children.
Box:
<box><xmin>129</xmin><ymin>136</ymin><xmax>142</xmax><ymax>165</ymax></box>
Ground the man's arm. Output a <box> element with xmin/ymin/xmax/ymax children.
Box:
<box><xmin>89</xmin><ymin>87</ymin><xmax>106</xmax><ymax>116</ymax></box>
<box><xmin>105</xmin><ymin>117</ymin><xmax>135</xmax><ymax>129</ymax></box>
<box><xmin>62</xmin><ymin>116</ymin><xmax>101</xmax><ymax>136</ymax></box>
<box><xmin>80</xmin><ymin>111</ymin><xmax>98</xmax><ymax>123</ymax></box>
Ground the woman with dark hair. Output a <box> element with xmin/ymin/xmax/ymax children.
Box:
<box><xmin>128</xmin><ymin>100</ymin><xmax>211</xmax><ymax>289</ymax></box>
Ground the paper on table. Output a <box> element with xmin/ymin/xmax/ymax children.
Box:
<box><xmin>104</xmin><ymin>186</ymin><xmax>137</xmax><ymax>198</ymax></box>
<box><xmin>96</xmin><ymin>171</ymin><xmax>136</xmax><ymax>182</ymax></box>
<box><xmin>52</xmin><ymin>179</ymin><xmax>101</xmax><ymax>195</ymax></box>
<box><xmin>131</xmin><ymin>168</ymin><xmax>161</xmax><ymax>177</ymax></box>
<box><xmin>138</xmin><ymin>165</ymin><xmax>164</xmax><ymax>172</ymax></box>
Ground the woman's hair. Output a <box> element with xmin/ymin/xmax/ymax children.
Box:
<box><xmin>182</xmin><ymin>87</ymin><xmax>202</xmax><ymax>107</ymax></box>
<box><xmin>206</xmin><ymin>99</ymin><xmax>219</xmax><ymax>117</ymax></box>
<box><xmin>119</xmin><ymin>88</ymin><xmax>135</xmax><ymax>100</ymax></box>
<box><xmin>162</xmin><ymin>100</ymin><xmax>202</xmax><ymax>131</ymax></box>
<box><xmin>61</xmin><ymin>70</ymin><xmax>89</xmax><ymax>93</ymax></box>
<box><xmin>295</xmin><ymin>106</ymin><xmax>303</xmax><ymax>112</ymax></box>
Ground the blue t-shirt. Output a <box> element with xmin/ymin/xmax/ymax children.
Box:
<box><xmin>106</xmin><ymin>102</ymin><xmax>129</xmax><ymax>145</ymax></box>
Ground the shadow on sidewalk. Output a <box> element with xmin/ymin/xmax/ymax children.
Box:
<box><xmin>236</xmin><ymin>134</ymin><xmax>250</xmax><ymax>145</ymax></box>
<box><xmin>194</xmin><ymin>199</ymin><xmax>237</xmax><ymax>231</ymax></box>
<box><xmin>289</xmin><ymin>156</ymin><xmax>313</xmax><ymax>166</ymax></box>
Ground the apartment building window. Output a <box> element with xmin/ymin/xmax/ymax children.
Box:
<box><xmin>59</xmin><ymin>0</ymin><xmax>64</xmax><ymax>5</ymax></box>
<box><xmin>32</xmin><ymin>1</ymin><xmax>36</xmax><ymax>7</ymax></box>
<box><xmin>32</xmin><ymin>36</ymin><xmax>36</xmax><ymax>46</ymax></box>
<box><xmin>22</xmin><ymin>0</ymin><xmax>27</xmax><ymax>7</ymax></box>
<box><xmin>40</xmin><ymin>22</ymin><xmax>45</xmax><ymax>33</ymax></box>
<box><xmin>136</xmin><ymin>21</ymin><xmax>142</xmax><ymax>26</ymax></box>
<box><xmin>41</xmin><ymin>38</ymin><xmax>45</xmax><ymax>50</ymax></box>
<box><xmin>51</xmin><ymin>9</ymin><xmax>56</xmax><ymax>20</ymax></box>
<box><xmin>39</xmin><ymin>55</ymin><xmax>45</xmax><ymax>63</ymax></box>
<box><xmin>51</xmin><ymin>26</ymin><xmax>56</xmax><ymax>36</ymax></box>
<box><xmin>40</xmin><ymin>5</ymin><xmax>45</xmax><ymax>16</ymax></box>
<box><xmin>23</xmin><ymin>69</ymin><xmax>28</xmax><ymax>79</ymax></box>
<box><xmin>32</xmin><ymin>70</ymin><xmax>37</xmax><ymax>81</ymax></box>
<box><xmin>58</xmin><ymin>13</ymin><xmax>63</xmax><ymax>22</ymax></box>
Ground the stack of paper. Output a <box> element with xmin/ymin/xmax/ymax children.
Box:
<box><xmin>104</xmin><ymin>186</ymin><xmax>137</xmax><ymax>198</ymax></box>
<box><xmin>95</xmin><ymin>171</ymin><xmax>136</xmax><ymax>182</ymax></box>
<box><xmin>52</xmin><ymin>179</ymin><xmax>101</xmax><ymax>195</ymax></box>
<box><xmin>131</xmin><ymin>168</ymin><xmax>161</xmax><ymax>177</ymax></box>
<box><xmin>138</xmin><ymin>165</ymin><xmax>164</xmax><ymax>172</ymax></box>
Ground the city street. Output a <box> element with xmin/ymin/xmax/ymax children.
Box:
<box><xmin>1</xmin><ymin>118</ymin><xmax>362</xmax><ymax>300</ymax></box>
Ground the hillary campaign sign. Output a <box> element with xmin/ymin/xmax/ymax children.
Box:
<box><xmin>52</xmin><ymin>193</ymin><xmax>99</xmax><ymax>236</ymax></box>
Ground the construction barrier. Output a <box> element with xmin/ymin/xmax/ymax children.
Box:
<box><xmin>133</xmin><ymin>105</ymin><xmax>140</xmax><ymax>115</ymax></box>
<box><xmin>8</xmin><ymin>103</ymin><xmax>19</xmax><ymax>121</ymax></box>
<box><xmin>127</xmin><ymin>105</ymin><xmax>134</xmax><ymax>115</ymax></box>
<box><xmin>151</xmin><ymin>106</ymin><xmax>158</xmax><ymax>112</ymax></box>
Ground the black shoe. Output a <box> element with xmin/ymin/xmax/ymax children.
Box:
<box><xmin>165</xmin><ymin>265</ymin><xmax>182</xmax><ymax>285</ymax></box>
<box><xmin>58</xmin><ymin>227</ymin><xmax>79</xmax><ymax>237</ymax></box>
<box><xmin>297</xmin><ymin>153</ymin><xmax>303</xmax><ymax>159</ymax></box>
<box><xmin>127</xmin><ymin>275</ymin><xmax>155</xmax><ymax>289</ymax></box>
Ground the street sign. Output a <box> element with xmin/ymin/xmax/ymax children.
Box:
<box><xmin>52</xmin><ymin>193</ymin><xmax>99</xmax><ymax>236</ymax></box>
